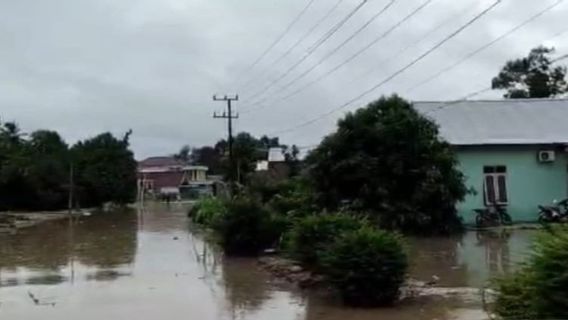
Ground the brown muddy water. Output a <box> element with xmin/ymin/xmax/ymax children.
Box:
<box><xmin>0</xmin><ymin>203</ymin><xmax>536</xmax><ymax>320</ymax></box>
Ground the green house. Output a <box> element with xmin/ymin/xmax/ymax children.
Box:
<box><xmin>415</xmin><ymin>99</ymin><xmax>568</xmax><ymax>224</ymax></box>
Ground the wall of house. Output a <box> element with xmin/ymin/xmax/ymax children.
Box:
<box><xmin>194</xmin><ymin>170</ymin><xmax>206</xmax><ymax>181</ymax></box>
<box><xmin>456</xmin><ymin>146</ymin><xmax>567</xmax><ymax>224</ymax></box>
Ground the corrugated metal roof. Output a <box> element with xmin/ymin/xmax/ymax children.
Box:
<box><xmin>139</xmin><ymin>156</ymin><xmax>182</xmax><ymax>168</ymax></box>
<box><xmin>413</xmin><ymin>98</ymin><xmax>568</xmax><ymax>146</ymax></box>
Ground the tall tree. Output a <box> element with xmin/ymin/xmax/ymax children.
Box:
<box><xmin>0</xmin><ymin>122</ymin><xmax>33</xmax><ymax>210</ymax></box>
<box><xmin>27</xmin><ymin>130</ymin><xmax>70</xmax><ymax>209</ymax></box>
<box><xmin>193</xmin><ymin>146</ymin><xmax>223</xmax><ymax>174</ymax></box>
<box><xmin>306</xmin><ymin>95</ymin><xmax>467</xmax><ymax>234</ymax></box>
<box><xmin>174</xmin><ymin>145</ymin><xmax>192</xmax><ymax>164</ymax></box>
<box><xmin>492</xmin><ymin>46</ymin><xmax>567</xmax><ymax>98</ymax></box>
<box><xmin>72</xmin><ymin>131</ymin><xmax>137</xmax><ymax>207</ymax></box>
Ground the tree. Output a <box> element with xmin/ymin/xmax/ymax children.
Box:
<box><xmin>492</xmin><ymin>46</ymin><xmax>567</xmax><ymax>98</ymax></box>
<box><xmin>174</xmin><ymin>145</ymin><xmax>191</xmax><ymax>164</ymax></box>
<box><xmin>284</xmin><ymin>145</ymin><xmax>301</xmax><ymax>177</ymax></box>
<box><xmin>193</xmin><ymin>146</ymin><xmax>223</xmax><ymax>174</ymax></box>
<box><xmin>306</xmin><ymin>95</ymin><xmax>467</xmax><ymax>234</ymax></box>
<box><xmin>0</xmin><ymin>122</ymin><xmax>34</xmax><ymax>210</ymax></box>
<box><xmin>72</xmin><ymin>131</ymin><xmax>137</xmax><ymax>207</ymax></box>
<box><xmin>27</xmin><ymin>130</ymin><xmax>70</xmax><ymax>209</ymax></box>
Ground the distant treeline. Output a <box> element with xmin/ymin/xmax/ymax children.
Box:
<box><xmin>0</xmin><ymin>121</ymin><xmax>137</xmax><ymax>211</ymax></box>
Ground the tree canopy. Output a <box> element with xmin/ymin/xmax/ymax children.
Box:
<box><xmin>72</xmin><ymin>131</ymin><xmax>137</xmax><ymax>208</ymax></box>
<box><xmin>0</xmin><ymin>120</ymin><xmax>137</xmax><ymax>211</ymax></box>
<box><xmin>492</xmin><ymin>46</ymin><xmax>567</xmax><ymax>98</ymax></box>
<box><xmin>306</xmin><ymin>95</ymin><xmax>467</xmax><ymax>234</ymax></box>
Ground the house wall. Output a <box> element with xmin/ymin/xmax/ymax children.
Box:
<box><xmin>456</xmin><ymin>146</ymin><xmax>567</xmax><ymax>224</ymax></box>
<box><xmin>193</xmin><ymin>170</ymin><xmax>207</xmax><ymax>181</ymax></box>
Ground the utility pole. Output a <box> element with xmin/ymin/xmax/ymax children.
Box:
<box><xmin>213</xmin><ymin>94</ymin><xmax>239</xmax><ymax>188</ymax></box>
<box><xmin>68</xmin><ymin>163</ymin><xmax>74</xmax><ymax>216</ymax></box>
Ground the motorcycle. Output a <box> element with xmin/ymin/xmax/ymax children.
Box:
<box><xmin>474</xmin><ymin>204</ymin><xmax>512</xmax><ymax>228</ymax></box>
<box><xmin>538</xmin><ymin>205</ymin><xmax>563</xmax><ymax>223</ymax></box>
<box><xmin>538</xmin><ymin>199</ymin><xmax>568</xmax><ymax>223</ymax></box>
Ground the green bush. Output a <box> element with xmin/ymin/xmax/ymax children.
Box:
<box><xmin>286</xmin><ymin>214</ymin><xmax>366</xmax><ymax>266</ymax></box>
<box><xmin>213</xmin><ymin>197</ymin><xmax>285</xmax><ymax>255</ymax></box>
<box><xmin>320</xmin><ymin>228</ymin><xmax>408</xmax><ymax>307</ymax></box>
<box><xmin>267</xmin><ymin>179</ymin><xmax>317</xmax><ymax>218</ymax></box>
<box><xmin>494</xmin><ymin>227</ymin><xmax>568</xmax><ymax>319</ymax></box>
<box><xmin>493</xmin><ymin>270</ymin><xmax>538</xmax><ymax>319</ymax></box>
<box><xmin>191</xmin><ymin>197</ymin><xmax>226</xmax><ymax>227</ymax></box>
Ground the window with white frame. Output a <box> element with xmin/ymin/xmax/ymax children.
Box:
<box><xmin>483</xmin><ymin>166</ymin><xmax>508</xmax><ymax>205</ymax></box>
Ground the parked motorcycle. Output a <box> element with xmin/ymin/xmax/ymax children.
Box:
<box><xmin>538</xmin><ymin>205</ymin><xmax>563</xmax><ymax>223</ymax></box>
<box><xmin>538</xmin><ymin>199</ymin><xmax>568</xmax><ymax>223</ymax></box>
<box><xmin>474</xmin><ymin>204</ymin><xmax>512</xmax><ymax>228</ymax></box>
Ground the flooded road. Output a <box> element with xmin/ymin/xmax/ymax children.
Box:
<box><xmin>0</xmin><ymin>203</ymin><xmax>535</xmax><ymax>319</ymax></box>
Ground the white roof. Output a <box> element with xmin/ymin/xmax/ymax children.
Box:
<box><xmin>256</xmin><ymin>160</ymin><xmax>269</xmax><ymax>171</ymax></box>
<box><xmin>414</xmin><ymin>98</ymin><xmax>568</xmax><ymax>146</ymax></box>
<box><xmin>268</xmin><ymin>148</ymin><xmax>286</xmax><ymax>162</ymax></box>
<box><xmin>182</xmin><ymin>166</ymin><xmax>208</xmax><ymax>171</ymax></box>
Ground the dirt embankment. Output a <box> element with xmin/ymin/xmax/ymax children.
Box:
<box><xmin>0</xmin><ymin>212</ymin><xmax>69</xmax><ymax>234</ymax></box>
<box><xmin>258</xmin><ymin>255</ymin><xmax>496</xmax><ymax>304</ymax></box>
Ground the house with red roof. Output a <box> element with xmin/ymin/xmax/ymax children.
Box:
<box><xmin>137</xmin><ymin>156</ymin><xmax>212</xmax><ymax>200</ymax></box>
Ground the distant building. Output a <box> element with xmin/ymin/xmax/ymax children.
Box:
<box><xmin>137</xmin><ymin>156</ymin><xmax>212</xmax><ymax>200</ymax></box>
<box><xmin>254</xmin><ymin>147</ymin><xmax>290</xmax><ymax>181</ymax></box>
<box><xmin>414</xmin><ymin>98</ymin><xmax>568</xmax><ymax>224</ymax></box>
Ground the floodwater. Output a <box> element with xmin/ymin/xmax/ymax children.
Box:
<box><xmin>0</xmin><ymin>203</ymin><xmax>536</xmax><ymax>320</ymax></box>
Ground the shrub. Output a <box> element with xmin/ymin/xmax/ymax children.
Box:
<box><xmin>494</xmin><ymin>226</ymin><xmax>568</xmax><ymax>319</ymax></box>
<box><xmin>266</xmin><ymin>178</ymin><xmax>317</xmax><ymax>218</ymax></box>
<box><xmin>493</xmin><ymin>270</ymin><xmax>538</xmax><ymax>319</ymax></box>
<box><xmin>286</xmin><ymin>214</ymin><xmax>366</xmax><ymax>266</ymax></box>
<box><xmin>213</xmin><ymin>197</ymin><xmax>285</xmax><ymax>255</ymax></box>
<box><xmin>320</xmin><ymin>228</ymin><xmax>408</xmax><ymax>307</ymax></box>
<box><xmin>191</xmin><ymin>197</ymin><xmax>226</xmax><ymax>227</ymax></box>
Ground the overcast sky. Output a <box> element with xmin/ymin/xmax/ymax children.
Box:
<box><xmin>1</xmin><ymin>0</ymin><xmax>567</xmax><ymax>159</ymax></box>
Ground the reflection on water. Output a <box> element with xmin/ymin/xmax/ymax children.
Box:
<box><xmin>0</xmin><ymin>204</ymin><xmax>536</xmax><ymax>320</ymax></box>
<box><xmin>0</xmin><ymin>209</ymin><xmax>137</xmax><ymax>271</ymax></box>
<box><xmin>408</xmin><ymin>229</ymin><xmax>534</xmax><ymax>288</ymax></box>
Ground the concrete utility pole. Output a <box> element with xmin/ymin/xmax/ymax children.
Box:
<box><xmin>213</xmin><ymin>94</ymin><xmax>239</xmax><ymax>186</ymax></box>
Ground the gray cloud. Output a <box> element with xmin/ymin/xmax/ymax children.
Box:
<box><xmin>1</xmin><ymin>0</ymin><xmax>567</xmax><ymax>158</ymax></box>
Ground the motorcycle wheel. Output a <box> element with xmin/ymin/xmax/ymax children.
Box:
<box><xmin>476</xmin><ymin>215</ymin><xmax>485</xmax><ymax>228</ymax></box>
<box><xmin>501</xmin><ymin>212</ymin><xmax>513</xmax><ymax>225</ymax></box>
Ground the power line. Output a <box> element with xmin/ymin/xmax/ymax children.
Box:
<box><xmin>553</xmin><ymin>53</ymin><xmax>568</xmax><ymax>62</ymax></box>
<box><xmin>240</xmin><ymin>0</ymin><xmax>346</xmax><ymax>93</ymax></box>
<box><xmin>246</xmin><ymin>0</ymin><xmax>401</xmax><ymax>105</ymax></box>
<box><xmin>234</xmin><ymin>0</ymin><xmax>318</xmax><ymax>86</ymax></box>
<box><xmin>307</xmin><ymin>0</ymin><xmax>366</xmax><ymax>53</ymax></box>
<box><xmin>243</xmin><ymin>0</ymin><xmax>477</xmax><ymax>114</ymax></box>
<box><xmin>247</xmin><ymin>0</ymin><xmax>434</xmax><ymax>109</ymax></box>
<box><xmin>406</xmin><ymin>0</ymin><xmax>565</xmax><ymax>94</ymax></box>
<box><xmin>284</xmin><ymin>87</ymin><xmax>491</xmax><ymax>151</ymax></box>
<box><xmin>245</xmin><ymin>0</ymin><xmax>368</xmax><ymax>101</ymax></box>
<box><xmin>345</xmin><ymin>1</ymin><xmax>478</xmax><ymax>88</ymax></box>
<box><xmin>268</xmin><ymin>0</ymin><xmax>502</xmax><ymax>136</ymax></box>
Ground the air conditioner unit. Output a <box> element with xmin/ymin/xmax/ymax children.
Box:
<box><xmin>538</xmin><ymin>150</ymin><xmax>556</xmax><ymax>163</ymax></box>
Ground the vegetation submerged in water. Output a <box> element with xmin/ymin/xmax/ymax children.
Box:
<box><xmin>320</xmin><ymin>227</ymin><xmax>408</xmax><ymax>307</ymax></box>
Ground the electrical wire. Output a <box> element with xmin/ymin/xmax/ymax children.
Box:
<box><xmin>406</xmin><ymin>0</ymin><xmax>565</xmax><ymax>94</ymax></box>
<box><xmin>242</xmin><ymin>0</ymin><xmax>477</xmax><ymax>114</ymax></box>
<box><xmin>240</xmin><ymin>0</ymin><xmax>346</xmax><ymax>93</ymax></box>
<box><xmin>244</xmin><ymin>0</ymin><xmax>369</xmax><ymax>100</ymax></box>
<box><xmin>247</xmin><ymin>0</ymin><xmax>401</xmax><ymax>104</ymax></box>
<box><xmin>267</xmin><ymin>0</ymin><xmax>502</xmax><ymax>136</ymax></box>
<box><xmin>234</xmin><ymin>0</ymin><xmax>318</xmax><ymax>86</ymax></box>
